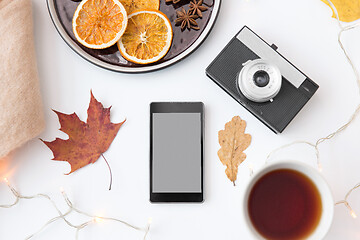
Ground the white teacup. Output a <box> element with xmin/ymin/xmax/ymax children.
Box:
<box><xmin>242</xmin><ymin>161</ymin><xmax>334</xmax><ymax>240</ymax></box>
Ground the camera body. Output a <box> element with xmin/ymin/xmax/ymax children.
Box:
<box><xmin>206</xmin><ymin>26</ymin><xmax>319</xmax><ymax>133</ymax></box>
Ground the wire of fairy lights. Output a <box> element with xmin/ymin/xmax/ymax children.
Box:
<box><xmin>264</xmin><ymin>0</ymin><xmax>360</xmax><ymax>219</ymax></box>
<box><xmin>0</xmin><ymin>178</ymin><xmax>151</xmax><ymax>240</ymax></box>
<box><xmin>335</xmin><ymin>182</ymin><xmax>360</xmax><ymax>219</ymax></box>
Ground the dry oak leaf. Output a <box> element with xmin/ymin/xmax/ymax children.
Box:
<box><xmin>41</xmin><ymin>91</ymin><xmax>125</xmax><ymax>175</ymax></box>
<box><xmin>321</xmin><ymin>0</ymin><xmax>360</xmax><ymax>22</ymax></box>
<box><xmin>218</xmin><ymin>116</ymin><xmax>251</xmax><ymax>186</ymax></box>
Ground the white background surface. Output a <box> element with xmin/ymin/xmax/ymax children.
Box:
<box><xmin>1</xmin><ymin>0</ymin><xmax>360</xmax><ymax>239</ymax></box>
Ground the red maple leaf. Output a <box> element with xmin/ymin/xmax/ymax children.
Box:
<box><xmin>42</xmin><ymin>91</ymin><xmax>125</xmax><ymax>189</ymax></box>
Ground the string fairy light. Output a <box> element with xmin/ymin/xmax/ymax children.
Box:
<box><xmin>0</xmin><ymin>1</ymin><xmax>359</xmax><ymax>237</ymax></box>
<box><xmin>266</xmin><ymin>1</ymin><xmax>360</xmax><ymax>168</ymax></box>
<box><xmin>248</xmin><ymin>164</ymin><xmax>254</xmax><ymax>177</ymax></box>
<box><xmin>0</xmin><ymin>178</ymin><xmax>151</xmax><ymax>240</ymax></box>
<box><xmin>335</xmin><ymin>183</ymin><xmax>360</xmax><ymax>219</ymax></box>
<box><xmin>266</xmin><ymin>141</ymin><xmax>322</xmax><ymax>171</ymax></box>
<box><xmin>264</xmin><ymin>0</ymin><xmax>360</xmax><ymax>219</ymax></box>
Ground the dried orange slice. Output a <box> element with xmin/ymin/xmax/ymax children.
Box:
<box><xmin>73</xmin><ymin>0</ymin><xmax>128</xmax><ymax>49</ymax></box>
<box><xmin>119</xmin><ymin>0</ymin><xmax>160</xmax><ymax>14</ymax></box>
<box><xmin>118</xmin><ymin>10</ymin><xmax>173</xmax><ymax>64</ymax></box>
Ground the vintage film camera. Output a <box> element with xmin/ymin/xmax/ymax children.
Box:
<box><xmin>206</xmin><ymin>26</ymin><xmax>319</xmax><ymax>133</ymax></box>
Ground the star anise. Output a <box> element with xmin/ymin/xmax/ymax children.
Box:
<box><xmin>165</xmin><ymin>0</ymin><xmax>181</xmax><ymax>4</ymax></box>
<box><xmin>175</xmin><ymin>8</ymin><xmax>200</xmax><ymax>31</ymax></box>
<box><xmin>189</xmin><ymin>0</ymin><xmax>208</xmax><ymax>18</ymax></box>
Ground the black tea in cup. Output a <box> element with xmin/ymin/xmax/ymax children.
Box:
<box><xmin>248</xmin><ymin>169</ymin><xmax>322</xmax><ymax>240</ymax></box>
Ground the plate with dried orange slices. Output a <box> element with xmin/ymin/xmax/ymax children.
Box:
<box><xmin>47</xmin><ymin>0</ymin><xmax>220</xmax><ymax>73</ymax></box>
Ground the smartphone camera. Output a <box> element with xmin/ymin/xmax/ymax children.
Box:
<box><xmin>206</xmin><ymin>26</ymin><xmax>319</xmax><ymax>133</ymax></box>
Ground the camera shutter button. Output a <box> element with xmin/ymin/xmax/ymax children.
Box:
<box><xmin>270</xmin><ymin>44</ymin><xmax>278</xmax><ymax>51</ymax></box>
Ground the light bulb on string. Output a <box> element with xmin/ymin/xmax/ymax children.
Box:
<box><xmin>317</xmin><ymin>163</ymin><xmax>323</xmax><ymax>173</ymax></box>
<box><xmin>94</xmin><ymin>217</ymin><xmax>104</xmax><ymax>223</ymax></box>
<box><xmin>248</xmin><ymin>164</ymin><xmax>254</xmax><ymax>176</ymax></box>
<box><xmin>350</xmin><ymin>210</ymin><xmax>357</xmax><ymax>219</ymax></box>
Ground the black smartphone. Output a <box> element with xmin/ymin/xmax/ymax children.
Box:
<box><xmin>150</xmin><ymin>102</ymin><xmax>204</xmax><ymax>203</ymax></box>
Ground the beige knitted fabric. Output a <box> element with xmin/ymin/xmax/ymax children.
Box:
<box><xmin>0</xmin><ymin>0</ymin><xmax>45</xmax><ymax>158</ymax></box>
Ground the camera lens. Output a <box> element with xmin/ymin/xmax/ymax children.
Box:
<box><xmin>238</xmin><ymin>59</ymin><xmax>282</xmax><ymax>102</ymax></box>
<box><xmin>253</xmin><ymin>70</ymin><xmax>270</xmax><ymax>87</ymax></box>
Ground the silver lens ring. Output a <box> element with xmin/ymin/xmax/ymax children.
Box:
<box><xmin>238</xmin><ymin>59</ymin><xmax>282</xmax><ymax>102</ymax></box>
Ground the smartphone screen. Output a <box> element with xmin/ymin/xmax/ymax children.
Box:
<box><xmin>150</xmin><ymin>102</ymin><xmax>204</xmax><ymax>202</ymax></box>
